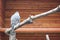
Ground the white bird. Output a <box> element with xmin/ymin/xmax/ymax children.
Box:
<box><xmin>10</xmin><ymin>11</ymin><xmax>20</xmax><ymax>35</ymax></box>
<box><xmin>9</xmin><ymin>11</ymin><xmax>20</xmax><ymax>40</ymax></box>
<box><xmin>11</xmin><ymin>11</ymin><xmax>20</xmax><ymax>27</ymax></box>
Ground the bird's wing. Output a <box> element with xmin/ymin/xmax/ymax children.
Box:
<box><xmin>11</xmin><ymin>11</ymin><xmax>20</xmax><ymax>27</ymax></box>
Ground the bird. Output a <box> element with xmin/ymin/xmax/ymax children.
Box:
<box><xmin>10</xmin><ymin>11</ymin><xmax>20</xmax><ymax>35</ymax></box>
<box><xmin>9</xmin><ymin>11</ymin><xmax>20</xmax><ymax>40</ymax></box>
<box><xmin>11</xmin><ymin>11</ymin><xmax>20</xmax><ymax>27</ymax></box>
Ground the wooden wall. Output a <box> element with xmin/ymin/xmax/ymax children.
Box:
<box><xmin>0</xmin><ymin>0</ymin><xmax>60</xmax><ymax>40</ymax></box>
<box><xmin>4</xmin><ymin>0</ymin><xmax>60</xmax><ymax>28</ymax></box>
<box><xmin>0</xmin><ymin>0</ymin><xmax>5</xmax><ymax>40</ymax></box>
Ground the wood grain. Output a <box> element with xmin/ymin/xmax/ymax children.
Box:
<box><xmin>0</xmin><ymin>28</ymin><xmax>60</xmax><ymax>33</ymax></box>
<box><xmin>4</xmin><ymin>0</ymin><xmax>60</xmax><ymax>28</ymax></box>
<box><xmin>0</xmin><ymin>0</ymin><xmax>60</xmax><ymax>40</ymax></box>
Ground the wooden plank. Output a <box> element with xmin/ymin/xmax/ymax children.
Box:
<box><xmin>1</xmin><ymin>33</ymin><xmax>60</xmax><ymax>40</ymax></box>
<box><xmin>0</xmin><ymin>0</ymin><xmax>5</xmax><ymax>40</ymax></box>
<box><xmin>0</xmin><ymin>0</ymin><xmax>5</xmax><ymax>27</ymax></box>
<box><xmin>6</xmin><ymin>0</ymin><xmax>60</xmax><ymax>3</ymax></box>
<box><xmin>0</xmin><ymin>28</ymin><xmax>60</xmax><ymax>33</ymax></box>
<box><xmin>5</xmin><ymin>3</ymin><xmax>59</xmax><ymax>9</ymax></box>
<box><xmin>5</xmin><ymin>10</ymin><xmax>60</xmax><ymax>18</ymax></box>
<box><xmin>5</xmin><ymin>0</ymin><xmax>60</xmax><ymax>9</ymax></box>
<box><xmin>6</xmin><ymin>2</ymin><xmax>59</xmax><ymax>5</ymax></box>
<box><xmin>4</xmin><ymin>22</ymin><xmax>60</xmax><ymax>28</ymax></box>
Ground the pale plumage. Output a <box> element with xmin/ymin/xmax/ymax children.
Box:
<box><xmin>11</xmin><ymin>11</ymin><xmax>20</xmax><ymax>26</ymax></box>
<box><xmin>9</xmin><ymin>11</ymin><xmax>20</xmax><ymax>40</ymax></box>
